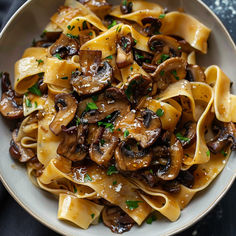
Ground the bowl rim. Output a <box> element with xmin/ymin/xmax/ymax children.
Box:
<box><xmin>0</xmin><ymin>0</ymin><xmax>235</xmax><ymax>235</ymax></box>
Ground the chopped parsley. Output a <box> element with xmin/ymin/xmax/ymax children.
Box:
<box><xmin>84</xmin><ymin>174</ymin><xmax>92</xmax><ymax>182</ymax></box>
<box><xmin>124</xmin><ymin>129</ymin><xmax>129</xmax><ymax>138</ymax></box>
<box><xmin>53</xmin><ymin>53</ymin><xmax>62</xmax><ymax>60</ymax></box>
<box><xmin>85</xmin><ymin>102</ymin><xmax>98</xmax><ymax>111</ymax></box>
<box><xmin>28</xmin><ymin>83</ymin><xmax>42</xmax><ymax>96</ymax></box>
<box><xmin>88</xmin><ymin>31</ymin><xmax>93</xmax><ymax>36</ymax></box>
<box><xmin>134</xmin><ymin>39</ymin><xmax>137</xmax><ymax>45</ymax></box>
<box><xmin>34</xmin><ymin>101</ymin><xmax>38</xmax><ymax>108</ymax></box>
<box><xmin>122</xmin><ymin>0</ymin><xmax>127</xmax><ymax>6</ymax></box>
<box><xmin>149</xmin><ymin>169</ymin><xmax>154</xmax><ymax>174</ymax></box>
<box><xmin>67</xmin><ymin>25</ymin><xmax>75</xmax><ymax>31</ymax></box>
<box><xmin>176</xmin><ymin>133</ymin><xmax>190</xmax><ymax>142</ymax></box>
<box><xmin>135</xmin><ymin>52</ymin><xmax>144</xmax><ymax>60</ymax></box>
<box><xmin>113</xmin><ymin>180</ymin><xmax>117</xmax><ymax>185</ymax></box>
<box><xmin>105</xmin><ymin>55</ymin><xmax>113</xmax><ymax>60</ymax></box>
<box><xmin>91</xmin><ymin>213</ymin><xmax>95</xmax><ymax>219</ymax></box>
<box><xmin>36</xmin><ymin>59</ymin><xmax>44</xmax><ymax>65</ymax></box>
<box><xmin>107</xmin><ymin>165</ymin><xmax>118</xmax><ymax>176</ymax></box>
<box><xmin>38</xmin><ymin>72</ymin><xmax>44</xmax><ymax>78</ymax></box>
<box><xmin>108</xmin><ymin>20</ymin><xmax>117</xmax><ymax>29</ymax></box>
<box><xmin>25</xmin><ymin>98</ymin><xmax>32</xmax><ymax>108</ymax></box>
<box><xmin>178</xmin><ymin>46</ymin><xmax>182</xmax><ymax>50</ymax></box>
<box><xmin>76</xmin><ymin>118</ymin><xmax>81</xmax><ymax>126</ymax></box>
<box><xmin>66</xmin><ymin>33</ymin><xmax>79</xmax><ymax>39</ymax></box>
<box><xmin>146</xmin><ymin>214</ymin><xmax>157</xmax><ymax>224</ymax></box>
<box><xmin>130</xmin><ymin>66</ymin><xmax>133</xmax><ymax>71</ymax></box>
<box><xmin>116</xmin><ymin>25</ymin><xmax>122</xmax><ymax>32</ymax></box>
<box><xmin>100</xmin><ymin>139</ymin><xmax>105</xmax><ymax>146</ymax></box>
<box><xmin>116</xmin><ymin>128</ymin><xmax>121</xmax><ymax>132</ymax></box>
<box><xmin>156</xmin><ymin>108</ymin><xmax>164</xmax><ymax>117</ymax></box>
<box><xmin>221</xmin><ymin>150</ymin><xmax>227</xmax><ymax>157</ymax></box>
<box><xmin>40</xmin><ymin>30</ymin><xmax>47</xmax><ymax>38</ymax></box>
<box><xmin>150</xmin><ymin>46</ymin><xmax>155</xmax><ymax>51</ymax></box>
<box><xmin>206</xmin><ymin>150</ymin><xmax>210</xmax><ymax>157</ymax></box>
<box><xmin>125</xmin><ymin>200</ymin><xmax>142</xmax><ymax>210</ymax></box>
<box><xmin>60</xmin><ymin>76</ymin><xmax>68</xmax><ymax>80</ymax></box>
<box><xmin>159</xmin><ymin>14</ymin><xmax>166</xmax><ymax>19</ymax></box>
<box><xmin>98</xmin><ymin>121</ymin><xmax>114</xmax><ymax>132</ymax></box>
<box><xmin>172</xmin><ymin>70</ymin><xmax>179</xmax><ymax>80</ymax></box>
<box><xmin>158</xmin><ymin>54</ymin><xmax>170</xmax><ymax>64</ymax></box>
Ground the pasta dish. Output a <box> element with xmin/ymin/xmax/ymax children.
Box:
<box><xmin>1</xmin><ymin>0</ymin><xmax>236</xmax><ymax>233</ymax></box>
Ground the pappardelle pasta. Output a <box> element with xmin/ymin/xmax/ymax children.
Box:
<box><xmin>1</xmin><ymin>0</ymin><xmax>236</xmax><ymax>233</ymax></box>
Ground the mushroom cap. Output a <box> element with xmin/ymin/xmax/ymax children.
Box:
<box><xmin>49</xmin><ymin>93</ymin><xmax>78</xmax><ymax>135</ymax></box>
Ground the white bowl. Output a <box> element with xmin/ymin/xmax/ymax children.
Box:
<box><xmin>0</xmin><ymin>0</ymin><xmax>235</xmax><ymax>235</ymax></box>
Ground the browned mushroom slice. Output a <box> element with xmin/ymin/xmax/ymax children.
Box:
<box><xmin>118</xmin><ymin>109</ymin><xmax>162</xmax><ymax>148</ymax></box>
<box><xmin>116</xmin><ymin>34</ymin><xmax>135</xmax><ymax>69</ymax></box>
<box><xmin>151</xmin><ymin>57</ymin><xmax>187</xmax><ymax>91</ymax></box>
<box><xmin>133</xmin><ymin>48</ymin><xmax>153</xmax><ymax>66</ymax></box>
<box><xmin>89</xmin><ymin>127</ymin><xmax>119</xmax><ymax>166</ymax></box>
<box><xmin>142</xmin><ymin>62</ymin><xmax>157</xmax><ymax>73</ymax></box>
<box><xmin>49</xmin><ymin>93</ymin><xmax>77</xmax><ymax>135</ymax></box>
<box><xmin>71</xmin><ymin>50</ymin><xmax>113</xmax><ymax>96</ymax></box>
<box><xmin>57</xmin><ymin>125</ymin><xmax>88</xmax><ymax>161</ymax></box>
<box><xmin>115</xmin><ymin>139</ymin><xmax>152</xmax><ymax>171</ymax></box>
<box><xmin>50</xmin><ymin>33</ymin><xmax>80</xmax><ymax>59</ymax></box>
<box><xmin>85</xmin><ymin>0</ymin><xmax>111</xmax><ymax>18</ymax></box>
<box><xmin>0</xmin><ymin>72</ymin><xmax>23</xmax><ymax>119</ymax></box>
<box><xmin>177</xmin><ymin>39</ymin><xmax>195</xmax><ymax>53</ymax></box>
<box><xmin>27</xmin><ymin>156</ymin><xmax>44</xmax><ymax>177</ymax></box>
<box><xmin>157</xmin><ymin>134</ymin><xmax>183</xmax><ymax>181</ymax></box>
<box><xmin>9</xmin><ymin>129</ymin><xmax>35</xmax><ymax>162</ymax></box>
<box><xmin>176</xmin><ymin>121</ymin><xmax>197</xmax><ymax>148</ymax></box>
<box><xmin>102</xmin><ymin>206</ymin><xmax>135</xmax><ymax>234</ymax></box>
<box><xmin>79</xmin><ymin>87</ymin><xmax>130</xmax><ymax>124</ymax></box>
<box><xmin>207</xmin><ymin>122</ymin><xmax>236</xmax><ymax>154</ymax></box>
<box><xmin>148</xmin><ymin>35</ymin><xmax>181</xmax><ymax>65</ymax></box>
<box><xmin>124</xmin><ymin>74</ymin><xmax>152</xmax><ymax>106</ymax></box>
<box><xmin>142</xmin><ymin>17</ymin><xmax>162</xmax><ymax>36</ymax></box>
<box><xmin>120</xmin><ymin>0</ymin><xmax>133</xmax><ymax>14</ymax></box>
<box><xmin>185</xmin><ymin>64</ymin><xmax>206</xmax><ymax>82</ymax></box>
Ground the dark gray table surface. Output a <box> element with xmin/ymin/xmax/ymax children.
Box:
<box><xmin>0</xmin><ymin>0</ymin><xmax>235</xmax><ymax>235</ymax></box>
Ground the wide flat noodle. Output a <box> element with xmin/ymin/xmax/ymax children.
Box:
<box><xmin>80</xmin><ymin>24</ymin><xmax>151</xmax><ymax>58</ymax></box>
<box><xmin>110</xmin><ymin>0</ymin><xmax>163</xmax><ymax>25</ymax></box>
<box><xmin>205</xmin><ymin>65</ymin><xmax>236</xmax><ymax>122</ymax></box>
<box><xmin>37</xmin><ymin>94</ymin><xmax>61</xmax><ymax>166</ymax></box>
<box><xmin>23</xmin><ymin>95</ymin><xmax>46</xmax><ymax>116</ymax></box>
<box><xmin>39</xmin><ymin>158</ymin><xmax>152</xmax><ymax>225</ymax></box>
<box><xmin>58</xmin><ymin>193</ymin><xmax>104</xmax><ymax>229</ymax></box>
<box><xmin>44</xmin><ymin>58</ymin><xmax>78</xmax><ymax>89</ymax></box>
<box><xmin>160</xmin><ymin>12</ymin><xmax>211</xmax><ymax>54</ymax></box>
<box><xmin>14</xmin><ymin>48</ymin><xmax>48</xmax><ymax>94</ymax></box>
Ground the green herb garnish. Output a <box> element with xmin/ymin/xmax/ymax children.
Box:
<box><xmin>126</xmin><ymin>200</ymin><xmax>142</xmax><ymax>210</ymax></box>
<box><xmin>146</xmin><ymin>214</ymin><xmax>157</xmax><ymax>224</ymax></box>
<box><xmin>36</xmin><ymin>59</ymin><xmax>44</xmax><ymax>66</ymax></box>
<box><xmin>124</xmin><ymin>129</ymin><xmax>129</xmax><ymax>138</ymax></box>
<box><xmin>66</xmin><ymin>33</ymin><xmax>79</xmax><ymax>39</ymax></box>
<box><xmin>159</xmin><ymin>14</ymin><xmax>166</xmax><ymax>19</ymax></box>
<box><xmin>74</xmin><ymin>186</ymin><xmax>77</xmax><ymax>193</ymax></box>
<box><xmin>206</xmin><ymin>150</ymin><xmax>210</xmax><ymax>157</ymax></box>
<box><xmin>98</xmin><ymin>121</ymin><xmax>114</xmax><ymax>132</ymax></box>
<box><xmin>156</xmin><ymin>108</ymin><xmax>164</xmax><ymax>117</ymax></box>
<box><xmin>85</xmin><ymin>102</ymin><xmax>98</xmax><ymax>111</ymax></box>
<box><xmin>76</xmin><ymin>118</ymin><xmax>81</xmax><ymax>126</ymax></box>
<box><xmin>28</xmin><ymin>83</ymin><xmax>42</xmax><ymax>96</ymax></box>
<box><xmin>113</xmin><ymin>180</ymin><xmax>117</xmax><ymax>185</ymax></box>
<box><xmin>92</xmin><ymin>95</ymin><xmax>98</xmax><ymax>102</ymax></box>
<box><xmin>84</xmin><ymin>174</ymin><xmax>92</xmax><ymax>182</ymax></box>
<box><xmin>160</xmin><ymin>70</ymin><xmax>165</xmax><ymax>76</ymax></box>
<box><xmin>91</xmin><ymin>213</ymin><xmax>95</xmax><ymax>219</ymax></box>
<box><xmin>34</xmin><ymin>101</ymin><xmax>38</xmax><ymax>108</ymax></box>
<box><xmin>100</xmin><ymin>139</ymin><xmax>105</xmax><ymax>146</ymax></box>
<box><xmin>88</xmin><ymin>31</ymin><xmax>93</xmax><ymax>36</ymax></box>
<box><xmin>107</xmin><ymin>166</ymin><xmax>118</xmax><ymax>176</ymax></box>
<box><xmin>54</xmin><ymin>53</ymin><xmax>62</xmax><ymax>60</ymax></box>
<box><xmin>67</xmin><ymin>25</ymin><xmax>75</xmax><ymax>31</ymax></box>
<box><xmin>176</xmin><ymin>133</ymin><xmax>190</xmax><ymax>142</ymax></box>
<box><xmin>25</xmin><ymin>98</ymin><xmax>32</xmax><ymax>108</ymax></box>
<box><xmin>221</xmin><ymin>150</ymin><xmax>227</xmax><ymax>157</ymax></box>
<box><xmin>108</xmin><ymin>20</ymin><xmax>117</xmax><ymax>29</ymax></box>
<box><xmin>172</xmin><ymin>70</ymin><xmax>179</xmax><ymax>80</ymax></box>
<box><xmin>149</xmin><ymin>169</ymin><xmax>154</xmax><ymax>174</ymax></box>
<box><xmin>82</xmin><ymin>21</ymin><xmax>88</xmax><ymax>30</ymax></box>
<box><xmin>158</xmin><ymin>54</ymin><xmax>170</xmax><ymax>64</ymax></box>
<box><xmin>105</xmin><ymin>55</ymin><xmax>113</xmax><ymax>60</ymax></box>
<box><xmin>60</xmin><ymin>76</ymin><xmax>68</xmax><ymax>80</ymax></box>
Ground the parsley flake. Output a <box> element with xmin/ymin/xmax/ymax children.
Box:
<box><xmin>146</xmin><ymin>214</ymin><xmax>157</xmax><ymax>224</ymax></box>
<box><xmin>36</xmin><ymin>59</ymin><xmax>44</xmax><ymax>66</ymax></box>
<box><xmin>60</xmin><ymin>76</ymin><xmax>68</xmax><ymax>80</ymax></box>
<box><xmin>100</xmin><ymin>139</ymin><xmax>105</xmax><ymax>146</ymax></box>
<box><xmin>124</xmin><ymin>129</ymin><xmax>129</xmax><ymax>138</ymax></box>
<box><xmin>91</xmin><ymin>213</ymin><xmax>95</xmax><ymax>219</ymax></box>
<box><xmin>108</xmin><ymin>20</ymin><xmax>117</xmax><ymax>29</ymax></box>
<box><xmin>28</xmin><ymin>83</ymin><xmax>42</xmax><ymax>96</ymax></box>
<box><xmin>25</xmin><ymin>98</ymin><xmax>32</xmax><ymax>108</ymax></box>
<box><xmin>160</xmin><ymin>70</ymin><xmax>165</xmax><ymax>76</ymax></box>
<box><xmin>84</xmin><ymin>174</ymin><xmax>92</xmax><ymax>182</ymax></box>
<box><xmin>105</xmin><ymin>55</ymin><xmax>113</xmax><ymax>60</ymax></box>
<box><xmin>98</xmin><ymin>121</ymin><xmax>114</xmax><ymax>132</ymax></box>
<box><xmin>176</xmin><ymin>133</ymin><xmax>190</xmax><ymax>142</ymax></box>
<box><xmin>158</xmin><ymin>54</ymin><xmax>170</xmax><ymax>64</ymax></box>
<box><xmin>76</xmin><ymin>118</ymin><xmax>81</xmax><ymax>126</ymax></box>
<box><xmin>159</xmin><ymin>14</ymin><xmax>166</xmax><ymax>19</ymax></box>
<box><xmin>66</xmin><ymin>33</ymin><xmax>79</xmax><ymax>39</ymax></box>
<box><xmin>85</xmin><ymin>102</ymin><xmax>98</xmax><ymax>111</ymax></box>
<box><xmin>107</xmin><ymin>166</ymin><xmax>118</xmax><ymax>176</ymax></box>
<box><xmin>113</xmin><ymin>180</ymin><xmax>117</xmax><ymax>185</ymax></box>
<box><xmin>156</xmin><ymin>108</ymin><xmax>164</xmax><ymax>117</ymax></box>
<box><xmin>172</xmin><ymin>70</ymin><xmax>179</xmax><ymax>80</ymax></box>
<box><xmin>67</xmin><ymin>25</ymin><xmax>75</xmax><ymax>31</ymax></box>
<box><xmin>74</xmin><ymin>186</ymin><xmax>77</xmax><ymax>193</ymax></box>
<box><xmin>221</xmin><ymin>150</ymin><xmax>227</xmax><ymax>157</ymax></box>
<box><xmin>88</xmin><ymin>31</ymin><xmax>93</xmax><ymax>36</ymax></box>
<box><xmin>206</xmin><ymin>150</ymin><xmax>210</xmax><ymax>156</ymax></box>
<box><xmin>126</xmin><ymin>200</ymin><xmax>142</xmax><ymax>210</ymax></box>
<box><xmin>34</xmin><ymin>101</ymin><xmax>38</xmax><ymax>108</ymax></box>
<box><xmin>54</xmin><ymin>53</ymin><xmax>62</xmax><ymax>60</ymax></box>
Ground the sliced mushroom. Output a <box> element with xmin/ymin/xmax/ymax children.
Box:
<box><xmin>85</xmin><ymin>0</ymin><xmax>111</xmax><ymax>18</ymax></box>
<box><xmin>207</xmin><ymin>122</ymin><xmax>236</xmax><ymax>153</ymax></box>
<box><xmin>176</xmin><ymin>121</ymin><xmax>197</xmax><ymax>148</ymax></box>
<box><xmin>78</xmin><ymin>87</ymin><xmax>130</xmax><ymax>124</ymax></box>
<box><xmin>133</xmin><ymin>48</ymin><xmax>153</xmax><ymax>66</ymax></box>
<box><xmin>116</xmin><ymin>34</ymin><xmax>135</xmax><ymax>69</ymax></box>
<box><xmin>151</xmin><ymin>57</ymin><xmax>187</xmax><ymax>91</ymax></box>
<box><xmin>115</xmin><ymin>139</ymin><xmax>152</xmax><ymax>171</ymax></box>
<box><xmin>102</xmin><ymin>206</ymin><xmax>135</xmax><ymax>234</ymax></box>
<box><xmin>9</xmin><ymin>129</ymin><xmax>35</xmax><ymax>162</ymax></box>
<box><xmin>185</xmin><ymin>64</ymin><xmax>206</xmax><ymax>82</ymax></box>
<box><xmin>120</xmin><ymin>0</ymin><xmax>133</xmax><ymax>14</ymax></box>
<box><xmin>49</xmin><ymin>93</ymin><xmax>77</xmax><ymax>135</ymax></box>
<box><xmin>148</xmin><ymin>35</ymin><xmax>181</xmax><ymax>65</ymax></box>
<box><xmin>57</xmin><ymin>125</ymin><xmax>88</xmax><ymax>161</ymax></box>
<box><xmin>162</xmin><ymin>180</ymin><xmax>181</xmax><ymax>194</ymax></box>
<box><xmin>124</xmin><ymin>74</ymin><xmax>152</xmax><ymax>106</ymax></box>
<box><xmin>89</xmin><ymin>127</ymin><xmax>119</xmax><ymax>166</ymax></box>
<box><xmin>177</xmin><ymin>169</ymin><xmax>195</xmax><ymax>188</ymax></box>
<box><xmin>142</xmin><ymin>17</ymin><xmax>162</xmax><ymax>36</ymax></box>
<box><xmin>27</xmin><ymin>156</ymin><xmax>44</xmax><ymax>177</ymax></box>
<box><xmin>71</xmin><ymin>50</ymin><xmax>113</xmax><ymax>96</ymax></box>
<box><xmin>0</xmin><ymin>72</ymin><xmax>23</xmax><ymax>119</ymax></box>
<box><xmin>142</xmin><ymin>62</ymin><xmax>157</xmax><ymax>73</ymax></box>
<box><xmin>50</xmin><ymin>33</ymin><xmax>80</xmax><ymax>59</ymax></box>
<box><xmin>117</xmin><ymin>109</ymin><xmax>162</xmax><ymax>148</ymax></box>
<box><xmin>177</xmin><ymin>39</ymin><xmax>195</xmax><ymax>53</ymax></box>
<box><xmin>157</xmin><ymin>134</ymin><xmax>183</xmax><ymax>181</ymax></box>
